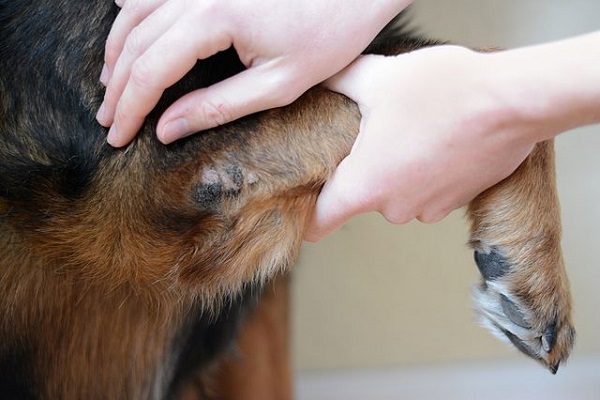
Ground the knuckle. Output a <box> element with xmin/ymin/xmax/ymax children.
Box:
<box><xmin>124</xmin><ymin>25</ymin><xmax>146</xmax><ymax>56</ymax></box>
<box><xmin>130</xmin><ymin>57</ymin><xmax>155</xmax><ymax>88</ymax></box>
<box><xmin>416</xmin><ymin>208</ymin><xmax>450</xmax><ymax>224</ymax></box>
<box><xmin>416</xmin><ymin>214</ymin><xmax>436</xmax><ymax>224</ymax></box>
<box><xmin>198</xmin><ymin>97</ymin><xmax>232</xmax><ymax>128</ymax></box>
<box><xmin>378</xmin><ymin>198</ymin><xmax>415</xmax><ymax>225</ymax></box>
<box><xmin>383</xmin><ymin>211</ymin><xmax>414</xmax><ymax>225</ymax></box>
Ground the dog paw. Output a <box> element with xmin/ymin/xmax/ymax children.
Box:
<box><xmin>472</xmin><ymin>246</ymin><xmax>575</xmax><ymax>374</ymax></box>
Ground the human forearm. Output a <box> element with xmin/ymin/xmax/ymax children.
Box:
<box><xmin>488</xmin><ymin>31</ymin><xmax>600</xmax><ymax>141</ymax></box>
<box><xmin>307</xmin><ymin>32</ymin><xmax>600</xmax><ymax>240</ymax></box>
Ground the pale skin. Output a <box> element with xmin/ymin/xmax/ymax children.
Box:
<box><xmin>97</xmin><ymin>0</ymin><xmax>411</xmax><ymax>145</ymax></box>
<box><xmin>306</xmin><ymin>32</ymin><xmax>600</xmax><ymax>241</ymax></box>
<box><xmin>97</xmin><ymin>1</ymin><xmax>600</xmax><ymax>242</ymax></box>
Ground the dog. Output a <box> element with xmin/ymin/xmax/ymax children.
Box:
<box><xmin>0</xmin><ymin>1</ymin><xmax>575</xmax><ymax>399</ymax></box>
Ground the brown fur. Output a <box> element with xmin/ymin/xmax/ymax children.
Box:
<box><xmin>0</xmin><ymin>1</ymin><xmax>574</xmax><ymax>398</ymax></box>
<box><xmin>469</xmin><ymin>140</ymin><xmax>574</xmax><ymax>369</ymax></box>
<box><xmin>213</xmin><ymin>275</ymin><xmax>292</xmax><ymax>400</ymax></box>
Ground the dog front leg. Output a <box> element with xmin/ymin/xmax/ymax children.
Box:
<box><xmin>468</xmin><ymin>139</ymin><xmax>575</xmax><ymax>373</ymax></box>
<box><xmin>213</xmin><ymin>274</ymin><xmax>292</xmax><ymax>400</ymax></box>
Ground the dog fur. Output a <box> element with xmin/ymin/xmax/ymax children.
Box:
<box><xmin>0</xmin><ymin>1</ymin><xmax>574</xmax><ymax>398</ymax></box>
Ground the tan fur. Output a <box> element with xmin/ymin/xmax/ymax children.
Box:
<box><xmin>0</xmin><ymin>29</ymin><xmax>573</xmax><ymax>398</ymax></box>
<box><xmin>0</xmin><ymin>87</ymin><xmax>359</xmax><ymax>398</ymax></box>
<box><xmin>469</xmin><ymin>140</ymin><xmax>574</xmax><ymax>368</ymax></box>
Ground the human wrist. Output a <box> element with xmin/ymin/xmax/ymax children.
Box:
<box><xmin>485</xmin><ymin>33</ymin><xmax>600</xmax><ymax>141</ymax></box>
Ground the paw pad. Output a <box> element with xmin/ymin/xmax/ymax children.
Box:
<box><xmin>474</xmin><ymin>247</ymin><xmax>511</xmax><ymax>280</ymax></box>
<box><xmin>472</xmin><ymin>247</ymin><xmax>573</xmax><ymax>374</ymax></box>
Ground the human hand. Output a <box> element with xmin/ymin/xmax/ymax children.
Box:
<box><xmin>96</xmin><ymin>0</ymin><xmax>411</xmax><ymax>147</ymax></box>
<box><xmin>305</xmin><ymin>48</ymin><xmax>544</xmax><ymax>242</ymax></box>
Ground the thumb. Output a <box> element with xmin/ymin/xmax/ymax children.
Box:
<box><xmin>322</xmin><ymin>54</ymin><xmax>383</xmax><ymax>104</ymax></box>
<box><xmin>157</xmin><ymin>65</ymin><xmax>304</xmax><ymax>143</ymax></box>
<box><xmin>304</xmin><ymin>155</ymin><xmax>371</xmax><ymax>242</ymax></box>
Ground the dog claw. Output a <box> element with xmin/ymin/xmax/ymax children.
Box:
<box><xmin>542</xmin><ymin>322</ymin><xmax>557</xmax><ymax>353</ymax></box>
<box><xmin>472</xmin><ymin>247</ymin><xmax>574</xmax><ymax>373</ymax></box>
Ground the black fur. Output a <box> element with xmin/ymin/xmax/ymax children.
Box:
<box><xmin>0</xmin><ymin>1</ymin><xmax>431</xmax><ymax>398</ymax></box>
<box><xmin>168</xmin><ymin>285</ymin><xmax>261</xmax><ymax>398</ymax></box>
<box><xmin>0</xmin><ymin>2</ymin><xmax>262</xmax><ymax>396</ymax></box>
<box><xmin>0</xmin><ymin>345</ymin><xmax>36</xmax><ymax>400</ymax></box>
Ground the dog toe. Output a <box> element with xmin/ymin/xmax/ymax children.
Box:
<box><xmin>472</xmin><ymin>247</ymin><xmax>574</xmax><ymax>373</ymax></box>
<box><xmin>499</xmin><ymin>294</ymin><xmax>531</xmax><ymax>329</ymax></box>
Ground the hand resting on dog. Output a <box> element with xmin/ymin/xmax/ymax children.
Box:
<box><xmin>96</xmin><ymin>1</ymin><xmax>599</xmax><ymax>242</ymax></box>
<box><xmin>96</xmin><ymin>0</ymin><xmax>411</xmax><ymax>146</ymax></box>
<box><xmin>306</xmin><ymin>32</ymin><xmax>600</xmax><ymax>241</ymax></box>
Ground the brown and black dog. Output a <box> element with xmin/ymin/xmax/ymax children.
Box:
<box><xmin>0</xmin><ymin>1</ymin><xmax>575</xmax><ymax>399</ymax></box>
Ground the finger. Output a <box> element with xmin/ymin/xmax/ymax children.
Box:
<box><xmin>303</xmin><ymin>156</ymin><xmax>373</xmax><ymax>242</ymax></box>
<box><xmin>103</xmin><ymin>0</ymin><xmax>168</xmax><ymax>81</ymax></box>
<box><xmin>98</xmin><ymin>0</ymin><xmax>184</xmax><ymax>130</ymax></box>
<box><xmin>156</xmin><ymin>64</ymin><xmax>305</xmax><ymax>143</ymax></box>
<box><xmin>323</xmin><ymin>54</ymin><xmax>384</xmax><ymax>104</ymax></box>
<box><xmin>106</xmin><ymin>20</ymin><xmax>233</xmax><ymax>147</ymax></box>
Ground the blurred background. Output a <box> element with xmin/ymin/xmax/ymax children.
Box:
<box><xmin>292</xmin><ymin>1</ymin><xmax>600</xmax><ymax>399</ymax></box>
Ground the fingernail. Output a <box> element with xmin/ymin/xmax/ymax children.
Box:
<box><xmin>99</xmin><ymin>64</ymin><xmax>109</xmax><ymax>86</ymax></box>
<box><xmin>107</xmin><ymin>124</ymin><xmax>119</xmax><ymax>146</ymax></box>
<box><xmin>160</xmin><ymin>118</ymin><xmax>189</xmax><ymax>144</ymax></box>
<box><xmin>96</xmin><ymin>101</ymin><xmax>107</xmax><ymax>124</ymax></box>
